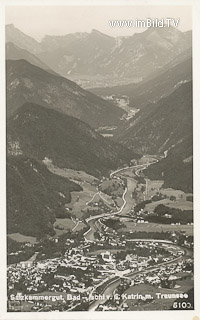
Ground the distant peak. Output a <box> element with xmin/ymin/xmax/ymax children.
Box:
<box><xmin>90</xmin><ymin>29</ymin><xmax>114</xmax><ymax>39</ymax></box>
<box><xmin>91</xmin><ymin>29</ymin><xmax>101</xmax><ymax>33</ymax></box>
<box><xmin>91</xmin><ymin>29</ymin><xmax>108</xmax><ymax>36</ymax></box>
<box><xmin>6</xmin><ymin>24</ymin><xmax>15</xmax><ymax>28</ymax></box>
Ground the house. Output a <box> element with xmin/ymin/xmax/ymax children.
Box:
<box><xmin>20</xmin><ymin>260</ymin><xmax>33</xmax><ymax>269</ymax></box>
<box><xmin>101</xmin><ymin>251</ymin><xmax>114</xmax><ymax>263</ymax></box>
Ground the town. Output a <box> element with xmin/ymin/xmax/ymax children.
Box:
<box><xmin>7</xmin><ymin>157</ymin><xmax>194</xmax><ymax>312</ymax></box>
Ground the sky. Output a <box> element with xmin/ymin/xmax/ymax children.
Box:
<box><xmin>6</xmin><ymin>6</ymin><xmax>192</xmax><ymax>41</ymax></box>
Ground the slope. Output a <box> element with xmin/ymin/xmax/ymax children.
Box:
<box><xmin>6</xmin><ymin>59</ymin><xmax>125</xmax><ymax>128</ymax></box>
<box><xmin>114</xmin><ymin>81</ymin><xmax>192</xmax><ymax>155</ymax></box>
<box><xmin>90</xmin><ymin>57</ymin><xmax>192</xmax><ymax>110</ymax></box>
<box><xmin>7</xmin><ymin>103</ymin><xmax>137</xmax><ymax>177</ymax></box>
<box><xmin>7</xmin><ymin>155</ymin><xmax>82</xmax><ymax>238</ymax></box>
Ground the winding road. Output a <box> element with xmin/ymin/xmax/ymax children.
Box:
<box><xmin>82</xmin><ymin>157</ymin><xmax>192</xmax><ymax>311</ymax></box>
<box><xmin>84</xmin><ymin>158</ymin><xmax>157</xmax><ymax>242</ymax></box>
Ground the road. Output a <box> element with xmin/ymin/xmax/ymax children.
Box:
<box><xmin>85</xmin><ymin>157</ymin><xmax>192</xmax><ymax>310</ymax></box>
<box><xmin>84</xmin><ymin>187</ymin><xmax>128</xmax><ymax>241</ymax></box>
<box><xmin>84</xmin><ymin>159</ymin><xmax>156</xmax><ymax>241</ymax></box>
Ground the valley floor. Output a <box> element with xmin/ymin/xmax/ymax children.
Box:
<box><xmin>7</xmin><ymin>155</ymin><xmax>194</xmax><ymax>312</ymax></box>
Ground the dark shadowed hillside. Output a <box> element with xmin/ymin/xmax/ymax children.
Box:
<box><xmin>6</xmin><ymin>42</ymin><xmax>51</xmax><ymax>71</ymax></box>
<box><xmin>144</xmin><ymin>139</ymin><xmax>193</xmax><ymax>193</ymax></box>
<box><xmin>7</xmin><ymin>156</ymin><xmax>82</xmax><ymax>238</ymax></box>
<box><xmin>114</xmin><ymin>81</ymin><xmax>192</xmax><ymax>155</ymax></box>
<box><xmin>6</xmin><ymin>59</ymin><xmax>125</xmax><ymax>128</ymax></box>
<box><xmin>114</xmin><ymin>81</ymin><xmax>192</xmax><ymax>192</ymax></box>
<box><xmin>90</xmin><ymin>57</ymin><xmax>192</xmax><ymax>110</ymax></box>
<box><xmin>7</xmin><ymin>103</ymin><xmax>137</xmax><ymax>177</ymax></box>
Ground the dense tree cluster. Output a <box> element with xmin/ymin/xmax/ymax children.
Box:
<box><xmin>149</xmin><ymin>204</ymin><xmax>193</xmax><ymax>224</ymax></box>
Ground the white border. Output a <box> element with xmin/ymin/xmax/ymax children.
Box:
<box><xmin>1</xmin><ymin>0</ymin><xmax>200</xmax><ymax>319</ymax></box>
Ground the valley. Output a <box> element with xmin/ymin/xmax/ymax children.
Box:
<box><xmin>7</xmin><ymin>155</ymin><xmax>193</xmax><ymax>312</ymax></box>
<box><xmin>6</xmin><ymin>20</ymin><xmax>193</xmax><ymax>313</ymax></box>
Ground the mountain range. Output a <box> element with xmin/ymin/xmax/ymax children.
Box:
<box><xmin>90</xmin><ymin>55</ymin><xmax>192</xmax><ymax>110</ymax></box>
<box><xmin>6</xmin><ymin>24</ymin><xmax>192</xmax><ymax>81</ymax></box>
<box><xmin>6</xmin><ymin>23</ymin><xmax>193</xmax><ymax>237</ymax></box>
<box><xmin>114</xmin><ymin>81</ymin><xmax>193</xmax><ymax>193</ymax></box>
<box><xmin>7</xmin><ymin>102</ymin><xmax>136</xmax><ymax>237</ymax></box>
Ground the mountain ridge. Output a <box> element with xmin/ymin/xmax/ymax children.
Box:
<box><xmin>114</xmin><ymin>81</ymin><xmax>192</xmax><ymax>154</ymax></box>
<box><xmin>6</xmin><ymin>59</ymin><xmax>125</xmax><ymax>128</ymax></box>
<box><xmin>6</xmin><ymin>24</ymin><xmax>192</xmax><ymax>81</ymax></box>
<box><xmin>7</xmin><ymin>102</ymin><xmax>137</xmax><ymax>177</ymax></box>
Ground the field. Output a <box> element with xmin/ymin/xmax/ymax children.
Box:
<box><xmin>72</xmin><ymin>221</ymin><xmax>87</xmax><ymax>232</ymax></box>
<box><xmin>145</xmin><ymin>198</ymin><xmax>193</xmax><ymax>213</ymax></box>
<box><xmin>115</xmin><ymin>197</ymin><xmax>124</xmax><ymax>208</ymax></box>
<box><xmin>48</xmin><ymin>165</ymin><xmax>98</xmax><ymax>184</ymax></box>
<box><xmin>100</xmin><ymin>178</ymin><xmax>124</xmax><ymax>197</ymax></box>
<box><xmin>138</xmin><ymin>155</ymin><xmax>160</xmax><ymax>165</ymax></box>
<box><xmin>87</xmin><ymin>192</ymin><xmax>114</xmax><ymax>207</ymax></box>
<box><xmin>146</xmin><ymin>180</ymin><xmax>164</xmax><ymax>199</ymax></box>
<box><xmin>120</xmin><ymin>171</ymin><xmax>136</xmax><ymax>179</ymax></box>
<box><xmin>119</xmin><ymin>221</ymin><xmax>193</xmax><ymax>236</ymax></box>
<box><xmin>166</xmin><ymin>200</ymin><xmax>193</xmax><ymax>210</ymax></box>
<box><xmin>143</xmin><ymin>181</ymin><xmax>193</xmax><ymax>212</ymax></box>
<box><xmin>66</xmin><ymin>182</ymin><xmax>98</xmax><ymax>218</ymax></box>
<box><xmin>54</xmin><ymin>218</ymin><xmax>75</xmax><ymax>235</ymax></box>
<box><xmin>8</xmin><ymin>233</ymin><xmax>37</xmax><ymax>244</ymax></box>
<box><xmin>47</xmin><ymin>165</ymin><xmax>99</xmax><ymax>218</ymax></box>
<box><xmin>145</xmin><ymin>199</ymin><xmax>173</xmax><ymax>211</ymax></box>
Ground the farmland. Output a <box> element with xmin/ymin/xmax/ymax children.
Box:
<box><xmin>8</xmin><ymin>233</ymin><xmax>37</xmax><ymax>244</ymax></box>
<box><xmin>119</xmin><ymin>221</ymin><xmax>193</xmax><ymax>236</ymax></box>
<box><xmin>54</xmin><ymin>218</ymin><xmax>76</xmax><ymax>235</ymax></box>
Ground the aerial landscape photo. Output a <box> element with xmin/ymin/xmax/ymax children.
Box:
<box><xmin>6</xmin><ymin>5</ymin><xmax>193</xmax><ymax>312</ymax></box>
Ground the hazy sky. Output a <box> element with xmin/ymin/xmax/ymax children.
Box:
<box><xmin>6</xmin><ymin>6</ymin><xmax>192</xmax><ymax>41</ymax></box>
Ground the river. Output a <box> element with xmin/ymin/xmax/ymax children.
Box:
<box><xmin>85</xmin><ymin>158</ymin><xmax>192</xmax><ymax>311</ymax></box>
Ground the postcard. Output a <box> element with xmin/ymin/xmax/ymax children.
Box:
<box><xmin>0</xmin><ymin>0</ymin><xmax>200</xmax><ymax>319</ymax></box>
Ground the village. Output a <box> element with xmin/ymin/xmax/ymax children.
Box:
<box><xmin>7</xmin><ymin>230</ymin><xmax>193</xmax><ymax>312</ymax></box>
<box><xmin>7</xmin><ymin>156</ymin><xmax>194</xmax><ymax>312</ymax></box>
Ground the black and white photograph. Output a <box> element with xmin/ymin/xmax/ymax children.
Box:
<box><xmin>1</xmin><ymin>1</ymin><xmax>199</xmax><ymax>318</ymax></box>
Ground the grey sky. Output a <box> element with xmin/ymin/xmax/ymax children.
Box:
<box><xmin>6</xmin><ymin>6</ymin><xmax>192</xmax><ymax>41</ymax></box>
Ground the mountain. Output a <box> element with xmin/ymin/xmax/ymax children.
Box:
<box><xmin>7</xmin><ymin>103</ymin><xmax>137</xmax><ymax>177</ymax></box>
<box><xmin>6</xmin><ymin>24</ymin><xmax>41</xmax><ymax>54</ymax></box>
<box><xmin>6</xmin><ymin>42</ymin><xmax>52</xmax><ymax>71</ymax></box>
<box><xmin>6</xmin><ymin>24</ymin><xmax>192</xmax><ymax>81</ymax></box>
<box><xmin>37</xmin><ymin>29</ymin><xmax>116</xmax><ymax>77</ymax></box>
<box><xmin>144</xmin><ymin>137</ymin><xmax>193</xmax><ymax>193</ymax></box>
<box><xmin>114</xmin><ymin>81</ymin><xmax>192</xmax><ymax>154</ymax></box>
<box><xmin>7</xmin><ymin>155</ymin><xmax>82</xmax><ymax>237</ymax></box>
<box><xmin>114</xmin><ymin>81</ymin><xmax>193</xmax><ymax>193</ymax></box>
<box><xmin>90</xmin><ymin>57</ymin><xmax>192</xmax><ymax>110</ymax></box>
<box><xmin>40</xmin><ymin>29</ymin><xmax>114</xmax><ymax>52</ymax></box>
<box><xmin>6</xmin><ymin>59</ymin><xmax>125</xmax><ymax>128</ymax></box>
<box><xmin>36</xmin><ymin>27</ymin><xmax>191</xmax><ymax>80</ymax></box>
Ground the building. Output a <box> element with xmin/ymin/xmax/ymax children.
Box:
<box><xmin>101</xmin><ymin>251</ymin><xmax>114</xmax><ymax>263</ymax></box>
<box><xmin>19</xmin><ymin>260</ymin><xmax>33</xmax><ymax>268</ymax></box>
